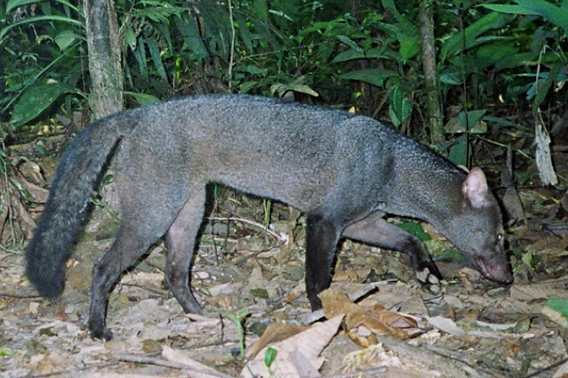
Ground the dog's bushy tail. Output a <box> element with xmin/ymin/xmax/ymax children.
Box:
<box><xmin>25</xmin><ymin>116</ymin><xmax>126</xmax><ymax>298</ymax></box>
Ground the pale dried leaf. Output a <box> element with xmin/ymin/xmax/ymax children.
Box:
<box><xmin>162</xmin><ymin>345</ymin><xmax>224</xmax><ymax>378</ymax></box>
<box><xmin>426</xmin><ymin>316</ymin><xmax>465</xmax><ymax>336</ymax></box>
<box><xmin>246</xmin><ymin>322</ymin><xmax>306</xmax><ymax>359</ymax></box>
<box><xmin>535</xmin><ymin>122</ymin><xmax>558</xmax><ymax>185</ymax></box>
<box><xmin>289</xmin><ymin>349</ymin><xmax>322</xmax><ymax>378</ymax></box>
<box><xmin>80</xmin><ymin>374</ymin><xmax>158</xmax><ymax>378</ymax></box>
<box><xmin>511</xmin><ymin>280</ymin><xmax>568</xmax><ymax>301</ymax></box>
<box><xmin>552</xmin><ymin>359</ymin><xmax>568</xmax><ymax>378</ymax></box>
<box><xmin>240</xmin><ymin>315</ymin><xmax>343</xmax><ymax>378</ymax></box>
<box><xmin>541</xmin><ymin>306</ymin><xmax>568</xmax><ymax>328</ymax></box>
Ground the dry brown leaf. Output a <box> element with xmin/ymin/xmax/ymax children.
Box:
<box><xmin>333</xmin><ymin>270</ymin><xmax>361</xmax><ymax>282</ymax></box>
<box><xmin>11</xmin><ymin>192</ymin><xmax>37</xmax><ymax>239</ymax></box>
<box><xmin>246</xmin><ymin>322</ymin><xmax>306</xmax><ymax>360</ymax></box>
<box><xmin>241</xmin><ymin>315</ymin><xmax>343</xmax><ymax>378</ymax></box>
<box><xmin>13</xmin><ymin>175</ymin><xmax>49</xmax><ymax>202</ymax></box>
<box><xmin>319</xmin><ymin>289</ymin><xmax>411</xmax><ymax>340</ymax></box>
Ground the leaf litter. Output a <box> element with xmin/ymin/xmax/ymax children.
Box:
<box><xmin>1</xmin><ymin>138</ymin><xmax>568</xmax><ymax>378</ymax></box>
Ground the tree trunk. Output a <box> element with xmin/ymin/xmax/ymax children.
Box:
<box><xmin>419</xmin><ymin>0</ymin><xmax>444</xmax><ymax>145</ymax></box>
<box><xmin>83</xmin><ymin>0</ymin><xmax>123</xmax><ymax>118</ymax></box>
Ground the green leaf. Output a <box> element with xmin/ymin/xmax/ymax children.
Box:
<box><xmin>332</xmin><ymin>49</ymin><xmax>367</xmax><ymax>63</ymax></box>
<box><xmin>441</xmin><ymin>12</ymin><xmax>507</xmax><ymax>61</ymax></box>
<box><xmin>532</xmin><ymin>62</ymin><xmax>563</xmax><ymax>113</ymax></box>
<box><xmin>133</xmin><ymin>40</ymin><xmax>148</xmax><ymax>80</ymax></box>
<box><xmin>254</xmin><ymin>0</ymin><xmax>268</xmax><ymax>23</ymax></box>
<box><xmin>336</xmin><ymin>35</ymin><xmax>363</xmax><ymax>52</ymax></box>
<box><xmin>0</xmin><ymin>348</ymin><xmax>14</xmax><ymax>357</ymax></box>
<box><xmin>124</xmin><ymin>91</ymin><xmax>160</xmax><ymax>106</ymax></box>
<box><xmin>286</xmin><ymin>84</ymin><xmax>319</xmax><ymax>97</ymax></box>
<box><xmin>264</xmin><ymin>347</ymin><xmax>277</xmax><ymax>368</ymax></box>
<box><xmin>481</xmin><ymin>4</ymin><xmax>539</xmax><ymax>15</ymax></box>
<box><xmin>381</xmin><ymin>0</ymin><xmax>418</xmax><ymax>35</ymax></box>
<box><xmin>339</xmin><ymin>68</ymin><xmax>396</xmax><ymax>87</ymax></box>
<box><xmin>475</xmin><ymin>42</ymin><xmax>517</xmax><ymax>70</ymax></box>
<box><xmin>147</xmin><ymin>38</ymin><xmax>168</xmax><ymax>82</ymax></box>
<box><xmin>516</xmin><ymin>0</ymin><xmax>568</xmax><ymax>37</ymax></box>
<box><xmin>399</xmin><ymin>35</ymin><xmax>420</xmax><ymax>62</ymax></box>
<box><xmin>54</xmin><ymin>29</ymin><xmax>83</xmax><ymax>50</ymax></box>
<box><xmin>439</xmin><ymin>71</ymin><xmax>463</xmax><ymax>85</ymax></box>
<box><xmin>250</xmin><ymin>288</ymin><xmax>269</xmax><ymax>299</ymax></box>
<box><xmin>447</xmin><ymin>134</ymin><xmax>471</xmax><ymax>167</ymax></box>
<box><xmin>388</xmin><ymin>86</ymin><xmax>412</xmax><ymax>126</ymax></box>
<box><xmin>123</xmin><ymin>27</ymin><xmax>137</xmax><ymax>51</ymax></box>
<box><xmin>234</xmin><ymin>12</ymin><xmax>253</xmax><ymax>53</ymax></box>
<box><xmin>7</xmin><ymin>0</ymin><xmax>79</xmax><ymax>13</ymax></box>
<box><xmin>397</xmin><ymin>219</ymin><xmax>431</xmax><ymax>242</ymax></box>
<box><xmin>175</xmin><ymin>16</ymin><xmax>209</xmax><ymax>60</ymax></box>
<box><xmin>0</xmin><ymin>15</ymin><xmax>84</xmax><ymax>44</ymax></box>
<box><xmin>545</xmin><ymin>298</ymin><xmax>568</xmax><ymax>327</ymax></box>
<box><xmin>459</xmin><ymin>110</ymin><xmax>487</xmax><ymax>131</ymax></box>
<box><xmin>9</xmin><ymin>81</ymin><xmax>68</xmax><ymax>127</ymax></box>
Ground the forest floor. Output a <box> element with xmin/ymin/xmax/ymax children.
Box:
<box><xmin>1</xmin><ymin>130</ymin><xmax>568</xmax><ymax>378</ymax></box>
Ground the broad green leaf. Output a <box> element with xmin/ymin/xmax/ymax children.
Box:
<box><xmin>545</xmin><ymin>298</ymin><xmax>568</xmax><ymax>327</ymax></box>
<box><xmin>365</xmin><ymin>48</ymin><xmax>386</xmax><ymax>59</ymax></box>
<box><xmin>475</xmin><ymin>42</ymin><xmax>518</xmax><ymax>70</ymax></box>
<box><xmin>147</xmin><ymin>38</ymin><xmax>168</xmax><ymax>83</ymax></box>
<box><xmin>286</xmin><ymin>84</ymin><xmax>319</xmax><ymax>97</ymax></box>
<box><xmin>516</xmin><ymin>0</ymin><xmax>568</xmax><ymax>36</ymax></box>
<box><xmin>339</xmin><ymin>68</ymin><xmax>396</xmax><ymax>87</ymax></box>
<box><xmin>7</xmin><ymin>0</ymin><xmax>79</xmax><ymax>13</ymax></box>
<box><xmin>381</xmin><ymin>0</ymin><xmax>418</xmax><ymax>35</ymax></box>
<box><xmin>439</xmin><ymin>71</ymin><xmax>463</xmax><ymax>85</ymax></box>
<box><xmin>486</xmin><ymin>1</ymin><xmax>568</xmax><ymax>36</ymax></box>
<box><xmin>133</xmin><ymin>40</ymin><xmax>148</xmax><ymax>80</ymax></box>
<box><xmin>533</xmin><ymin>62</ymin><xmax>562</xmax><ymax>112</ymax></box>
<box><xmin>481</xmin><ymin>4</ymin><xmax>539</xmax><ymax>15</ymax></box>
<box><xmin>54</xmin><ymin>29</ymin><xmax>83</xmax><ymax>50</ymax></box>
<box><xmin>123</xmin><ymin>27</ymin><xmax>137</xmax><ymax>51</ymax></box>
<box><xmin>445</xmin><ymin>111</ymin><xmax>487</xmax><ymax>134</ymax></box>
<box><xmin>546</xmin><ymin>298</ymin><xmax>568</xmax><ymax>317</ymax></box>
<box><xmin>336</xmin><ymin>35</ymin><xmax>363</xmax><ymax>52</ymax></box>
<box><xmin>388</xmin><ymin>86</ymin><xmax>412</xmax><ymax>126</ymax></box>
<box><xmin>124</xmin><ymin>91</ymin><xmax>160</xmax><ymax>106</ymax></box>
<box><xmin>458</xmin><ymin>110</ymin><xmax>487</xmax><ymax>133</ymax></box>
<box><xmin>175</xmin><ymin>16</ymin><xmax>209</xmax><ymax>60</ymax></box>
<box><xmin>254</xmin><ymin>0</ymin><xmax>268</xmax><ymax>23</ymax></box>
<box><xmin>10</xmin><ymin>81</ymin><xmax>68</xmax><ymax>127</ymax></box>
<box><xmin>397</xmin><ymin>219</ymin><xmax>431</xmax><ymax>241</ymax></box>
<box><xmin>441</xmin><ymin>12</ymin><xmax>507</xmax><ymax>61</ymax></box>
<box><xmin>238</xmin><ymin>81</ymin><xmax>259</xmax><ymax>93</ymax></box>
<box><xmin>331</xmin><ymin>49</ymin><xmax>366</xmax><ymax>63</ymax></box>
<box><xmin>0</xmin><ymin>15</ymin><xmax>83</xmax><ymax>43</ymax></box>
<box><xmin>399</xmin><ymin>35</ymin><xmax>420</xmax><ymax>62</ymax></box>
<box><xmin>234</xmin><ymin>12</ymin><xmax>253</xmax><ymax>53</ymax></box>
<box><xmin>495</xmin><ymin>52</ymin><xmax>535</xmax><ymax>71</ymax></box>
<box><xmin>447</xmin><ymin>134</ymin><xmax>471</xmax><ymax>167</ymax></box>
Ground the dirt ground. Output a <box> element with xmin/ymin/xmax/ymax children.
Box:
<box><xmin>1</xmin><ymin>142</ymin><xmax>568</xmax><ymax>378</ymax></box>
